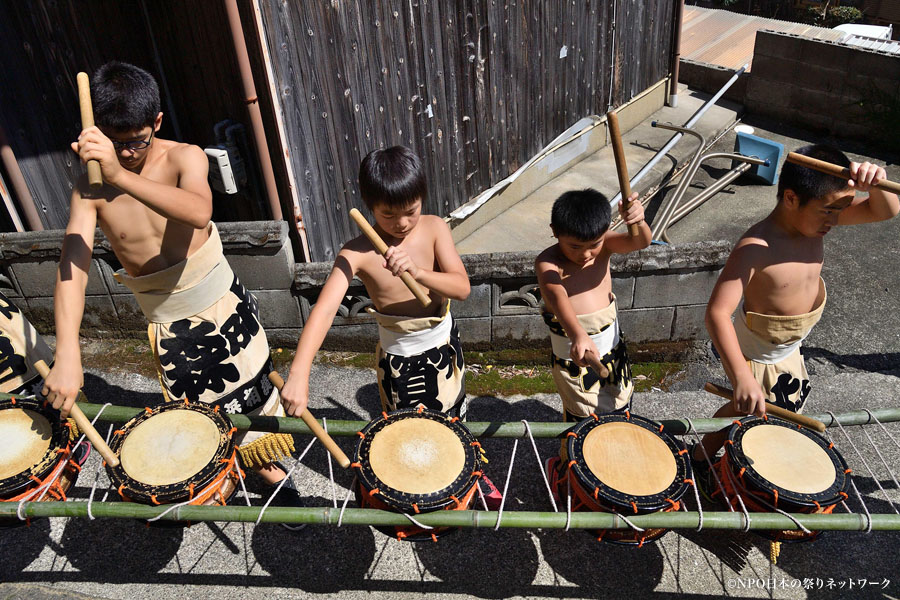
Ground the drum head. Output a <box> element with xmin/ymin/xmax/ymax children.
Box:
<box><xmin>583</xmin><ymin>421</ymin><xmax>677</xmax><ymax>497</ymax></box>
<box><xmin>0</xmin><ymin>408</ymin><xmax>53</xmax><ymax>480</ymax></box>
<box><xmin>567</xmin><ymin>412</ymin><xmax>690</xmax><ymax>512</ymax></box>
<box><xmin>726</xmin><ymin>416</ymin><xmax>849</xmax><ymax>507</ymax></box>
<box><xmin>120</xmin><ymin>410</ymin><xmax>221</xmax><ymax>486</ymax></box>
<box><xmin>354</xmin><ymin>408</ymin><xmax>483</xmax><ymax>512</ymax></box>
<box><xmin>107</xmin><ymin>401</ymin><xmax>236</xmax><ymax>505</ymax></box>
<box><xmin>369</xmin><ymin>418</ymin><xmax>465</xmax><ymax>495</ymax></box>
<box><xmin>0</xmin><ymin>396</ymin><xmax>71</xmax><ymax>498</ymax></box>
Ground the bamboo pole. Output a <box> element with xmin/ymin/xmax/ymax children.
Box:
<box><xmin>3</xmin><ymin>502</ymin><xmax>900</xmax><ymax>531</ymax></box>
<box><xmin>51</xmin><ymin>400</ymin><xmax>900</xmax><ymax>437</ymax></box>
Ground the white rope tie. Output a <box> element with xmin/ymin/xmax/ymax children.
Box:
<box><xmin>683</xmin><ymin>418</ymin><xmax>705</xmax><ymax>531</ymax></box>
<box><xmin>87</xmin><ymin>422</ymin><xmax>116</xmax><ymax>520</ymax></box>
<box><xmin>337</xmin><ymin>475</ymin><xmax>356</xmax><ymax>527</ymax></box>
<box><xmin>859</xmin><ymin>410</ymin><xmax>900</xmax><ymax>513</ymax></box>
<box><xmin>493</xmin><ymin>436</ymin><xmax>519</xmax><ymax>531</ymax></box>
<box><xmin>234</xmin><ymin>454</ymin><xmax>252</xmax><ymax>507</ymax></box>
<box><xmin>254</xmin><ymin>435</ymin><xmax>316</xmax><ymax>526</ymax></box>
<box><xmin>476</xmin><ymin>480</ymin><xmax>490</xmax><ymax>511</ymax></box>
<box><xmin>323</xmin><ymin>418</ymin><xmax>338</xmax><ymax>508</ymax></box>
<box><xmin>18</xmin><ymin>402</ymin><xmax>112</xmax><ymax>521</ymax></box>
<box><xmin>521</xmin><ymin>420</ymin><xmax>558</xmax><ymax>512</ymax></box>
<box><xmin>565</xmin><ymin>470</ymin><xmax>572</xmax><ymax>531</ymax></box>
<box><xmin>400</xmin><ymin>512</ymin><xmax>433</xmax><ymax>530</ymax></box>
<box><xmin>826</xmin><ymin>412</ymin><xmax>874</xmax><ymax>533</ymax></box>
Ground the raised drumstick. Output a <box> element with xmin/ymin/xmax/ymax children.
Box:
<box><xmin>786</xmin><ymin>152</ymin><xmax>900</xmax><ymax>194</ymax></box>
<box><xmin>268</xmin><ymin>371</ymin><xmax>351</xmax><ymax>469</ymax></box>
<box><xmin>703</xmin><ymin>381</ymin><xmax>826</xmax><ymax>433</ymax></box>
<box><xmin>606</xmin><ymin>110</ymin><xmax>641</xmax><ymax>237</ymax></box>
<box><xmin>76</xmin><ymin>72</ymin><xmax>103</xmax><ymax>190</ymax></box>
<box><xmin>348</xmin><ymin>208</ymin><xmax>431</xmax><ymax>307</ymax></box>
<box><xmin>34</xmin><ymin>360</ymin><xmax>120</xmax><ymax>467</ymax></box>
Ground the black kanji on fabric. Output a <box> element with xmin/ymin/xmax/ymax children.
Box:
<box><xmin>0</xmin><ymin>292</ymin><xmax>20</xmax><ymax>320</ymax></box>
<box><xmin>157</xmin><ymin>277</ymin><xmax>262</xmax><ymax>401</ymax></box>
<box><xmin>771</xmin><ymin>372</ymin><xmax>811</xmax><ymax>413</ymax></box>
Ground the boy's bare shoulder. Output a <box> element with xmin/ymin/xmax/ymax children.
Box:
<box><xmin>341</xmin><ymin>233</ymin><xmax>375</xmax><ymax>255</ymax></box>
<box><xmin>535</xmin><ymin>244</ymin><xmax>563</xmax><ymax>270</ymax></box>
<box><xmin>418</xmin><ymin>214</ymin><xmax>451</xmax><ymax>234</ymax></box>
<box><xmin>159</xmin><ymin>139</ymin><xmax>206</xmax><ymax>165</ymax></box>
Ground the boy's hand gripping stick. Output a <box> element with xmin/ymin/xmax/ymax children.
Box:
<box><xmin>34</xmin><ymin>360</ymin><xmax>120</xmax><ymax>467</ymax></box>
<box><xmin>606</xmin><ymin>110</ymin><xmax>641</xmax><ymax>237</ymax></box>
<box><xmin>76</xmin><ymin>72</ymin><xmax>103</xmax><ymax>190</ymax></box>
<box><xmin>349</xmin><ymin>208</ymin><xmax>432</xmax><ymax>308</ymax></box>
<box><xmin>268</xmin><ymin>371</ymin><xmax>351</xmax><ymax>469</ymax></box>
<box><xmin>703</xmin><ymin>381</ymin><xmax>826</xmax><ymax>433</ymax></box>
<box><xmin>786</xmin><ymin>152</ymin><xmax>900</xmax><ymax>194</ymax></box>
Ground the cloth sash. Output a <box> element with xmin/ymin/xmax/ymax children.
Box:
<box><xmin>543</xmin><ymin>295</ymin><xmax>633</xmax><ymax>420</ymax></box>
<box><xmin>0</xmin><ymin>291</ymin><xmax>55</xmax><ymax>396</ymax></box>
<box><xmin>113</xmin><ymin>223</ymin><xmax>293</xmax><ymax>467</ymax></box>
<box><xmin>372</xmin><ymin>300</ymin><xmax>466</xmax><ymax>418</ymax></box>
<box><xmin>736</xmin><ymin>278</ymin><xmax>827</xmax><ymax>414</ymax></box>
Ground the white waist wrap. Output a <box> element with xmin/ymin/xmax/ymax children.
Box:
<box><xmin>733</xmin><ymin>304</ymin><xmax>807</xmax><ymax>364</ymax></box>
<box><xmin>377</xmin><ymin>313</ymin><xmax>453</xmax><ymax>357</ymax></box>
<box><xmin>550</xmin><ymin>319</ymin><xmax>620</xmax><ymax>361</ymax></box>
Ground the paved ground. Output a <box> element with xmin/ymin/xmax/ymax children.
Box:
<box><xmin>2</xmin><ymin>99</ymin><xmax>900</xmax><ymax>599</ymax></box>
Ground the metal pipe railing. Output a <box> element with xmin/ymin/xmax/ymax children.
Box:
<box><xmin>609</xmin><ymin>63</ymin><xmax>748</xmax><ymax>209</ymax></box>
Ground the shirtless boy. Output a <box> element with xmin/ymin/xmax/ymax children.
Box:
<box><xmin>43</xmin><ymin>62</ymin><xmax>301</xmax><ymax>513</ymax></box>
<box><xmin>692</xmin><ymin>144</ymin><xmax>899</xmax><ymax>479</ymax></box>
<box><xmin>536</xmin><ymin>188</ymin><xmax>651</xmax><ymax>424</ymax></box>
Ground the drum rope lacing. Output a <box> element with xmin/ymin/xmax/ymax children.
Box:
<box><xmin>16</xmin><ymin>401</ymin><xmax>113</xmax><ymax>521</ymax></box>
<box><xmin>826</xmin><ymin>411</ymin><xmax>879</xmax><ymax>533</ymax></box>
<box><xmin>324</xmin><ymin>419</ymin><xmax>338</xmax><ymax>509</ymax></box>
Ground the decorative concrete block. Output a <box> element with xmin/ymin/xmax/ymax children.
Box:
<box><xmin>227</xmin><ymin>241</ymin><xmax>294</xmax><ymax>291</ymax></box>
<box><xmin>633</xmin><ymin>270</ymin><xmax>719</xmax><ymax>308</ymax></box>
<box><xmin>110</xmin><ymin>294</ymin><xmax>149</xmax><ymax>332</ymax></box>
<box><xmin>612</xmin><ymin>277</ymin><xmax>634</xmax><ymax>309</ymax></box>
<box><xmin>27</xmin><ymin>295</ymin><xmax>116</xmax><ymax>332</ymax></box>
<box><xmin>320</xmin><ymin>323</ymin><xmax>380</xmax><ymax>351</ymax></box>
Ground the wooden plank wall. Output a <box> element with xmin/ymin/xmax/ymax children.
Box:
<box><xmin>0</xmin><ymin>0</ymin><xmax>278</xmax><ymax>231</ymax></box>
<box><xmin>258</xmin><ymin>0</ymin><xmax>676</xmax><ymax>262</ymax></box>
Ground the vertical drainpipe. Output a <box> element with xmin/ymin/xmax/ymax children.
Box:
<box><xmin>0</xmin><ymin>123</ymin><xmax>43</xmax><ymax>230</ymax></box>
<box><xmin>669</xmin><ymin>0</ymin><xmax>685</xmax><ymax>107</ymax></box>
<box><xmin>223</xmin><ymin>0</ymin><xmax>283</xmax><ymax>221</ymax></box>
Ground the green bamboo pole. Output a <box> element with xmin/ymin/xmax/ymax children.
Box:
<box><xmin>5</xmin><ymin>392</ymin><xmax>900</xmax><ymax>437</ymax></box>
<box><xmin>3</xmin><ymin>502</ymin><xmax>900</xmax><ymax>531</ymax></box>
<box><xmin>70</xmin><ymin>403</ymin><xmax>900</xmax><ymax>437</ymax></box>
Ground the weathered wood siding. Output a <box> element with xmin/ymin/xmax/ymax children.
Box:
<box><xmin>258</xmin><ymin>0</ymin><xmax>676</xmax><ymax>261</ymax></box>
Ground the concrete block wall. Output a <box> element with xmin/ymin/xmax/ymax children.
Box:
<box><xmin>0</xmin><ymin>222</ymin><xmax>729</xmax><ymax>352</ymax></box>
<box><xmin>745</xmin><ymin>30</ymin><xmax>900</xmax><ymax>142</ymax></box>
<box><xmin>295</xmin><ymin>241</ymin><xmax>731</xmax><ymax>351</ymax></box>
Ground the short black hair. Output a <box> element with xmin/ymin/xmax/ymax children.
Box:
<box><xmin>358</xmin><ymin>146</ymin><xmax>427</xmax><ymax>210</ymax></box>
<box><xmin>777</xmin><ymin>144</ymin><xmax>852</xmax><ymax>205</ymax></box>
<box><xmin>551</xmin><ymin>188</ymin><xmax>612</xmax><ymax>240</ymax></box>
<box><xmin>91</xmin><ymin>61</ymin><xmax>160</xmax><ymax>131</ymax></box>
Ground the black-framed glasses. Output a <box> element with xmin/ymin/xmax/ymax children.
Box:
<box><xmin>111</xmin><ymin>130</ymin><xmax>154</xmax><ymax>150</ymax></box>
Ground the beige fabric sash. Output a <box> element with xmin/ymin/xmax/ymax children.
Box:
<box><xmin>370</xmin><ymin>300</ymin><xmax>452</xmax><ymax>357</ymax></box>
<box><xmin>735</xmin><ymin>278</ymin><xmax>827</xmax><ymax>364</ymax></box>
<box><xmin>549</xmin><ymin>296</ymin><xmax>620</xmax><ymax>360</ymax></box>
<box><xmin>113</xmin><ymin>223</ymin><xmax>234</xmax><ymax>323</ymax></box>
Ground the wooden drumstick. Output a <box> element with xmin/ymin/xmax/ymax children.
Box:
<box><xmin>268</xmin><ymin>371</ymin><xmax>351</xmax><ymax>469</ymax></box>
<box><xmin>606</xmin><ymin>110</ymin><xmax>641</xmax><ymax>237</ymax></box>
<box><xmin>348</xmin><ymin>208</ymin><xmax>432</xmax><ymax>308</ymax></box>
<box><xmin>583</xmin><ymin>349</ymin><xmax>610</xmax><ymax>379</ymax></box>
<box><xmin>34</xmin><ymin>360</ymin><xmax>120</xmax><ymax>467</ymax></box>
<box><xmin>76</xmin><ymin>72</ymin><xmax>103</xmax><ymax>190</ymax></box>
<box><xmin>703</xmin><ymin>381</ymin><xmax>826</xmax><ymax>433</ymax></box>
<box><xmin>786</xmin><ymin>152</ymin><xmax>900</xmax><ymax>194</ymax></box>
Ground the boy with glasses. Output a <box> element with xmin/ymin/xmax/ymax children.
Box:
<box><xmin>44</xmin><ymin>61</ymin><xmax>304</xmax><ymax>520</ymax></box>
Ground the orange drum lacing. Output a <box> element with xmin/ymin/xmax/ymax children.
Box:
<box><xmin>357</xmin><ymin>476</ymin><xmax>481</xmax><ymax>542</ymax></box>
<box><xmin>5</xmin><ymin>446</ymin><xmax>77</xmax><ymax>503</ymax></box>
<box><xmin>712</xmin><ymin>453</ymin><xmax>838</xmax><ymax>542</ymax></box>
